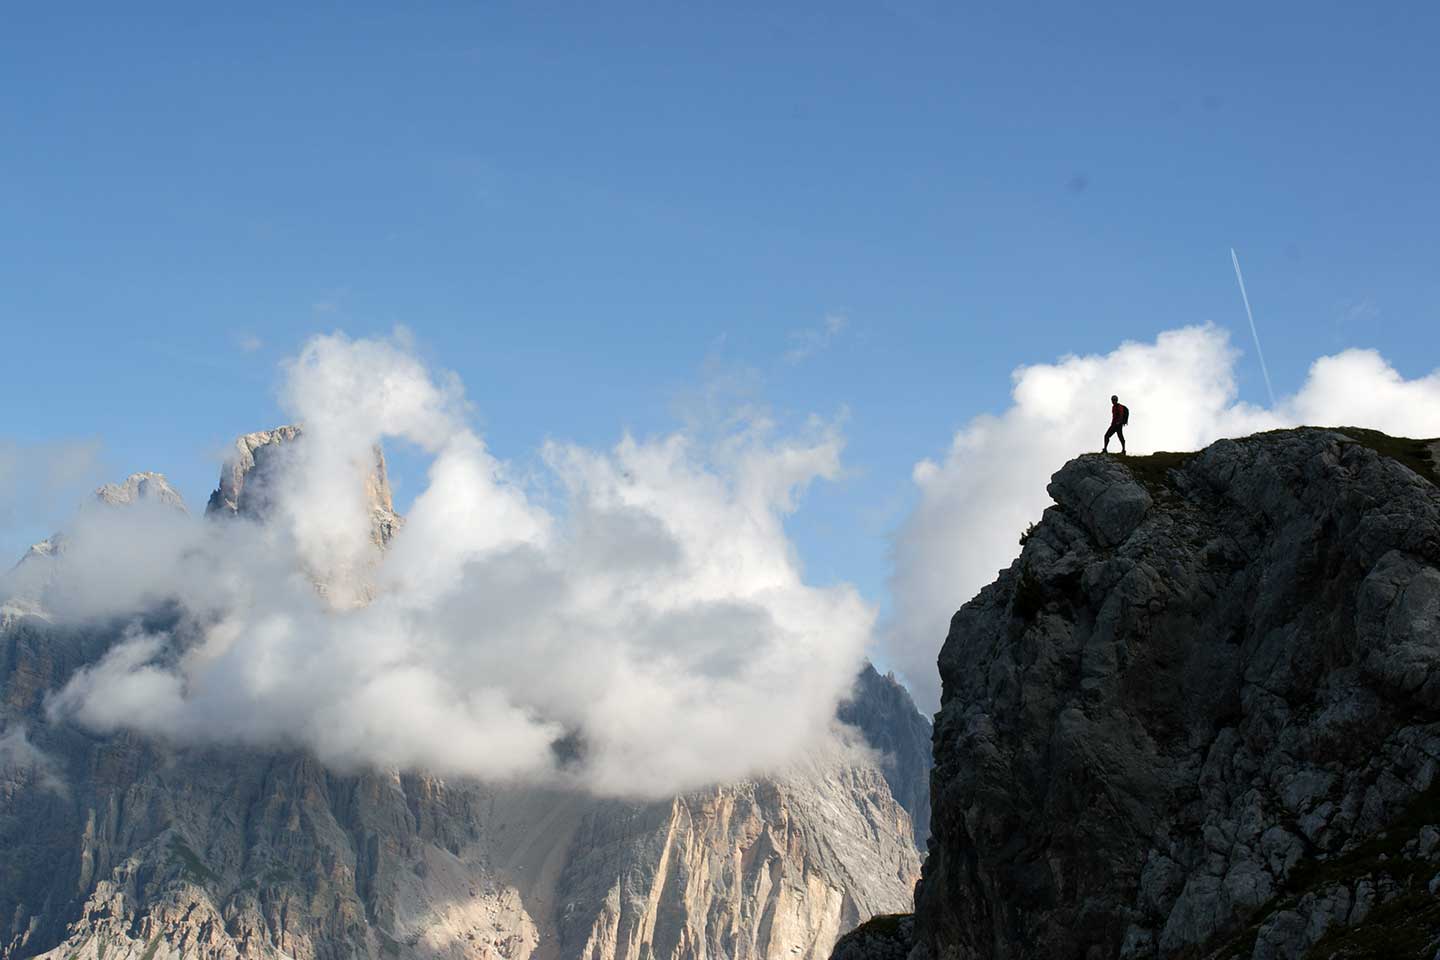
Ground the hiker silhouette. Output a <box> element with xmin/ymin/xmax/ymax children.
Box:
<box><xmin>1104</xmin><ymin>394</ymin><xmax>1128</xmax><ymax>455</ymax></box>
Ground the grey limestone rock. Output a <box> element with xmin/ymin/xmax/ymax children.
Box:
<box><xmin>95</xmin><ymin>472</ymin><xmax>187</xmax><ymax>512</ymax></box>
<box><xmin>0</xmin><ymin>432</ymin><xmax>926</xmax><ymax>960</ymax></box>
<box><xmin>838</xmin><ymin>663</ymin><xmax>934</xmax><ymax>847</ymax></box>
<box><xmin>909</xmin><ymin>428</ymin><xmax>1440</xmax><ymax>959</ymax></box>
<box><xmin>205</xmin><ymin>425</ymin><xmax>402</xmax><ymax>547</ymax></box>
<box><xmin>204</xmin><ymin>424</ymin><xmax>305</xmax><ymax>519</ymax></box>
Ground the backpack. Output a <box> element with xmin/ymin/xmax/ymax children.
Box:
<box><xmin>1119</xmin><ymin>404</ymin><xmax>1130</xmax><ymax>425</ymax></box>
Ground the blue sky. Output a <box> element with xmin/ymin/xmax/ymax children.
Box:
<box><xmin>3</xmin><ymin>2</ymin><xmax>1438</xmax><ymax>612</ymax></box>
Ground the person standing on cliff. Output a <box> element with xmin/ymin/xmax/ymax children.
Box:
<box><xmin>1103</xmin><ymin>394</ymin><xmax>1128</xmax><ymax>455</ymax></box>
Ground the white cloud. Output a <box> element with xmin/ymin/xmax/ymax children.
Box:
<box><xmin>785</xmin><ymin>314</ymin><xmax>847</xmax><ymax>364</ymax></box>
<box><xmin>887</xmin><ymin>325</ymin><xmax>1440</xmax><ymax>710</ymax></box>
<box><xmin>0</xmin><ymin>724</ymin><xmax>67</xmax><ymax>796</ymax></box>
<box><xmin>26</xmin><ymin>331</ymin><xmax>871</xmax><ymax>797</ymax></box>
<box><xmin>235</xmin><ymin>332</ymin><xmax>264</xmax><ymax>353</ymax></box>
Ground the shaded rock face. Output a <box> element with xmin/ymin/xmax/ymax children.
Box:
<box><xmin>913</xmin><ymin>429</ymin><xmax>1440</xmax><ymax>959</ymax></box>
<box><xmin>205</xmin><ymin>425</ymin><xmax>305</xmax><ymax>520</ymax></box>
<box><xmin>0</xmin><ymin>432</ymin><xmax>924</xmax><ymax>960</ymax></box>
<box><xmin>829</xmin><ymin>915</ymin><xmax>912</xmax><ymax>960</ymax></box>
<box><xmin>838</xmin><ymin>664</ymin><xmax>933</xmax><ymax>847</ymax></box>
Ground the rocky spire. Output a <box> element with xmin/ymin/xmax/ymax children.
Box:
<box><xmin>205</xmin><ymin>424</ymin><xmax>402</xmax><ymax>547</ymax></box>
<box><xmin>838</xmin><ymin>661</ymin><xmax>933</xmax><ymax>847</ymax></box>
<box><xmin>204</xmin><ymin>425</ymin><xmax>304</xmax><ymax>520</ymax></box>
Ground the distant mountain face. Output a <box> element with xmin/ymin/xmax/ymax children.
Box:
<box><xmin>837</xmin><ymin>664</ymin><xmax>932</xmax><ymax>848</ymax></box>
<box><xmin>204</xmin><ymin>426</ymin><xmax>402</xmax><ymax>547</ymax></box>
<box><xmin>0</xmin><ymin>428</ymin><xmax>928</xmax><ymax>960</ymax></box>
<box><xmin>835</xmin><ymin>428</ymin><xmax>1440</xmax><ymax>960</ymax></box>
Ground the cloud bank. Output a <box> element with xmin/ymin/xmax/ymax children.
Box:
<box><xmin>888</xmin><ymin>325</ymin><xmax>1440</xmax><ymax>710</ymax></box>
<box><xmin>23</xmin><ymin>332</ymin><xmax>871</xmax><ymax>797</ymax></box>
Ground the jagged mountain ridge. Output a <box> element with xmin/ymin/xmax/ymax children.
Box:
<box><xmin>837</xmin><ymin>665</ymin><xmax>932</xmax><ymax>849</ymax></box>
<box><xmin>836</xmin><ymin>428</ymin><xmax>1440</xmax><ymax>959</ymax></box>
<box><xmin>0</xmin><ymin>428</ymin><xmax>929</xmax><ymax>960</ymax></box>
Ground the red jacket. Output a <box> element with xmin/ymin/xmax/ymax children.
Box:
<box><xmin>1111</xmin><ymin>403</ymin><xmax>1125</xmax><ymax>426</ymax></box>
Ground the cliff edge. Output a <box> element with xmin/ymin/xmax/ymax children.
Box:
<box><xmin>845</xmin><ymin>428</ymin><xmax>1440</xmax><ymax>959</ymax></box>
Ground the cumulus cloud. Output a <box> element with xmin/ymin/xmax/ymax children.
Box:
<box><xmin>887</xmin><ymin>325</ymin><xmax>1440</xmax><ymax>710</ymax></box>
<box><xmin>24</xmin><ymin>331</ymin><xmax>870</xmax><ymax>797</ymax></box>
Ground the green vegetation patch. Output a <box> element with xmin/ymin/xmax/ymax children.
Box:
<box><xmin>168</xmin><ymin>837</ymin><xmax>219</xmax><ymax>885</ymax></box>
<box><xmin>1306</xmin><ymin>889</ymin><xmax>1440</xmax><ymax>958</ymax></box>
<box><xmin>263</xmin><ymin>865</ymin><xmax>296</xmax><ymax>885</ymax></box>
<box><xmin>830</xmin><ymin>913</ymin><xmax>914</xmax><ymax>958</ymax></box>
<box><xmin>137</xmin><ymin>933</ymin><xmax>164</xmax><ymax>960</ymax></box>
<box><xmin>1012</xmin><ymin>564</ymin><xmax>1045</xmax><ymax>621</ymax></box>
<box><xmin>850</xmin><ymin>913</ymin><xmax>909</xmax><ymax>938</ymax></box>
<box><xmin>1336</xmin><ymin>427</ymin><xmax>1440</xmax><ymax>485</ymax></box>
<box><xmin>1288</xmin><ymin>779</ymin><xmax>1440</xmax><ymax>895</ymax></box>
<box><xmin>1120</xmin><ymin>450</ymin><xmax>1198</xmax><ymax>494</ymax></box>
<box><xmin>1200</xmin><ymin>780</ymin><xmax>1440</xmax><ymax>958</ymax></box>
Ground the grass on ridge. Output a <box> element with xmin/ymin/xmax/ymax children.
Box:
<box><xmin>1116</xmin><ymin>450</ymin><xmax>1198</xmax><ymax>493</ymax></box>
<box><xmin>1334</xmin><ymin>427</ymin><xmax>1439</xmax><ymax>485</ymax></box>
<box><xmin>1109</xmin><ymin>427</ymin><xmax>1439</xmax><ymax>493</ymax></box>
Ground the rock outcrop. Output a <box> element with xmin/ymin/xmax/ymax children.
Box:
<box><xmin>0</xmin><ymin>431</ymin><xmax>925</xmax><ymax>960</ymax></box>
<box><xmin>900</xmin><ymin>428</ymin><xmax>1440</xmax><ymax>958</ymax></box>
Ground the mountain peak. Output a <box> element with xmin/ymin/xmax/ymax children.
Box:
<box><xmin>205</xmin><ymin>424</ymin><xmax>401</xmax><ymax>546</ymax></box>
<box><xmin>204</xmin><ymin>424</ymin><xmax>305</xmax><ymax>520</ymax></box>
<box><xmin>838</xmin><ymin>661</ymin><xmax>932</xmax><ymax>847</ymax></box>
<box><xmin>94</xmin><ymin>472</ymin><xmax>187</xmax><ymax>512</ymax></box>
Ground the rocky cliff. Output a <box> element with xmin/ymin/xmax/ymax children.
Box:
<box><xmin>850</xmin><ymin>428</ymin><xmax>1440</xmax><ymax>959</ymax></box>
<box><xmin>0</xmin><ymin>431</ymin><xmax>926</xmax><ymax>960</ymax></box>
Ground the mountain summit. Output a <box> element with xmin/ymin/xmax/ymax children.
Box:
<box><xmin>838</xmin><ymin>428</ymin><xmax>1440</xmax><ymax>959</ymax></box>
<box><xmin>0</xmin><ymin>427</ymin><xmax>928</xmax><ymax>960</ymax></box>
<box><xmin>205</xmin><ymin>424</ymin><xmax>402</xmax><ymax>546</ymax></box>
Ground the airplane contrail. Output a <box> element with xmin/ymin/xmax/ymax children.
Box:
<box><xmin>1230</xmin><ymin>248</ymin><xmax>1276</xmax><ymax>407</ymax></box>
